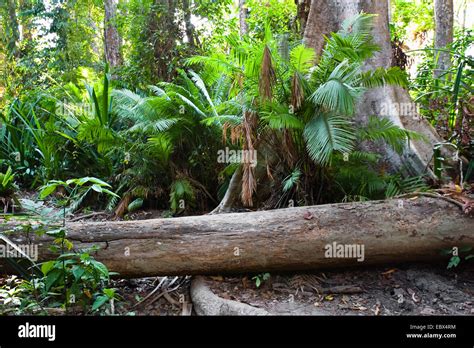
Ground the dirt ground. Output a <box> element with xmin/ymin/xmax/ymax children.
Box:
<box><xmin>113</xmin><ymin>263</ymin><xmax>473</xmax><ymax>316</ymax></box>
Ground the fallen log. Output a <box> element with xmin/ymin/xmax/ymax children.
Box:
<box><xmin>0</xmin><ymin>197</ymin><xmax>473</xmax><ymax>278</ymax></box>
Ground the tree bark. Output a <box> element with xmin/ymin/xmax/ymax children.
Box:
<box><xmin>104</xmin><ymin>0</ymin><xmax>123</xmax><ymax>69</ymax></box>
<box><xmin>210</xmin><ymin>166</ymin><xmax>243</xmax><ymax>214</ymax></box>
<box><xmin>149</xmin><ymin>0</ymin><xmax>178</xmax><ymax>81</ymax></box>
<box><xmin>303</xmin><ymin>0</ymin><xmax>452</xmax><ymax>179</ymax></box>
<box><xmin>5</xmin><ymin>0</ymin><xmax>20</xmax><ymax>58</ymax></box>
<box><xmin>434</xmin><ymin>0</ymin><xmax>454</xmax><ymax>79</ymax></box>
<box><xmin>1</xmin><ymin>197</ymin><xmax>472</xmax><ymax>278</ymax></box>
<box><xmin>182</xmin><ymin>0</ymin><xmax>197</xmax><ymax>49</ymax></box>
<box><xmin>239</xmin><ymin>0</ymin><xmax>249</xmax><ymax>37</ymax></box>
<box><xmin>18</xmin><ymin>0</ymin><xmax>32</xmax><ymax>43</ymax></box>
<box><xmin>295</xmin><ymin>0</ymin><xmax>312</xmax><ymax>35</ymax></box>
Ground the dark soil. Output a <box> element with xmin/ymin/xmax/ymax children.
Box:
<box><xmin>203</xmin><ymin>264</ymin><xmax>474</xmax><ymax>315</ymax></box>
<box><xmin>108</xmin><ymin>263</ymin><xmax>474</xmax><ymax>316</ymax></box>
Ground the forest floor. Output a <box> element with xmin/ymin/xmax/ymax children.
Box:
<box><xmin>113</xmin><ymin>264</ymin><xmax>474</xmax><ymax>316</ymax></box>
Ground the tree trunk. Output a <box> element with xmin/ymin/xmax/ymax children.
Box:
<box><xmin>434</xmin><ymin>0</ymin><xmax>454</xmax><ymax>79</ymax></box>
<box><xmin>295</xmin><ymin>0</ymin><xmax>311</xmax><ymax>35</ymax></box>
<box><xmin>182</xmin><ymin>0</ymin><xmax>197</xmax><ymax>49</ymax></box>
<box><xmin>239</xmin><ymin>0</ymin><xmax>249</xmax><ymax>37</ymax></box>
<box><xmin>5</xmin><ymin>0</ymin><xmax>20</xmax><ymax>58</ymax></box>
<box><xmin>1</xmin><ymin>197</ymin><xmax>472</xmax><ymax>278</ymax></box>
<box><xmin>104</xmin><ymin>0</ymin><xmax>123</xmax><ymax>69</ymax></box>
<box><xmin>18</xmin><ymin>0</ymin><xmax>32</xmax><ymax>43</ymax></box>
<box><xmin>149</xmin><ymin>0</ymin><xmax>178</xmax><ymax>81</ymax></box>
<box><xmin>303</xmin><ymin>0</ymin><xmax>451</xmax><ymax>179</ymax></box>
<box><xmin>210</xmin><ymin>166</ymin><xmax>243</xmax><ymax>214</ymax></box>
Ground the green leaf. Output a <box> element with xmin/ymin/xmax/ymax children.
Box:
<box><xmin>67</xmin><ymin>177</ymin><xmax>112</xmax><ymax>188</ymax></box>
<box><xmin>45</xmin><ymin>269</ymin><xmax>62</xmax><ymax>291</ymax></box>
<box><xmin>41</xmin><ymin>261</ymin><xmax>55</xmax><ymax>276</ymax></box>
<box><xmin>39</xmin><ymin>184</ymin><xmax>59</xmax><ymax>199</ymax></box>
<box><xmin>102</xmin><ymin>188</ymin><xmax>120</xmax><ymax>198</ymax></box>
<box><xmin>72</xmin><ymin>265</ymin><xmax>85</xmax><ymax>280</ymax></box>
<box><xmin>92</xmin><ymin>295</ymin><xmax>109</xmax><ymax>311</ymax></box>
<box><xmin>46</xmin><ymin>228</ymin><xmax>66</xmax><ymax>238</ymax></box>
<box><xmin>57</xmin><ymin>252</ymin><xmax>78</xmax><ymax>260</ymax></box>
<box><xmin>128</xmin><ymin>198</ymin><xmax>144</xmax><ymax>213</ymax></box>
<box><xmin>91</xmin><ymin>184</ymin><xmax>103</xmax><ymax>193</ymax></box>
<box><xmin>91</xmin><ymin>260</ymin><xmax>109</xmax><ymax>278</ymax></box>
<box><xmin>283</xmin><ymin>169</ymin><xmax>301</xmax><ymax>193</ymax></box>
<box><xmin>103</xmin><ymin>288</ymin><xmax>116</xmax><ymax>299</ymax></box>
<box><xmin>447</xmin><ymin>256</ymin><xmax>461</xmax><ymax>269</ymax></box>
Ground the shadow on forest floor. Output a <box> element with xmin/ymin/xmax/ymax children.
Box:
<box><xmin>113</xmin><ymin>263</ymin><xmax>473</xmax><ymax>316</ymax></box>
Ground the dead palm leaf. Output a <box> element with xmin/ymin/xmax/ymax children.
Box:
<box><xmin>259</xmin><ymin>45</ymin><xmax>276</xmax><ymax>101</ymax></box>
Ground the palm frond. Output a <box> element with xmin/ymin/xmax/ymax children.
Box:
<box><xmin>188</xmin><ymin>70</ymin><xmax>218</xmax><ymax>117</ymax></box>
<box><xmin>360</xmin><ymin>67</ymin><xmax>409</xmax><ymax>89</ymax></box>
<box><xmin>310</xmin><ymin>60</ymin><xmax>365</xmax><ymax>115</ymax></box>
<box><xmin>283</xmin><ymin>168</ymin><xmax>301</xmax><ymax>193</ymax></box>
<box><xmin>260</xmin><ymin>103</ymin><xmax>304</xmax><ymax>130</ymax></box>
<box><xmin>169</xmin><ymin>178</ymin><xmax>195</xmax><ymax>212</ymax></box>
<box><xmin>259</xmin><ymin>45</ymin><xmax>277</xmax><ymax>101</ymax></box>
<box><xmin>290</xmin><ymin>45</ymin><xmax>316</xmax><ymax>73</ymax></box>
<box><xmin>147</xmin><ymin>134</ymin><xmax>174</xmax><ymax>163</ymax></box>
<box><xmin>357</xmin><ymin>116</ymin><xmax>426</xmax><ymax>154</ymax></box>
<box><xmin>385</xmin><ymin>175</ymin><xmax>429</xmax><ymax>198</ymax></box>
<box><xmin>304</xmin><ymin>113</ymin><xmax>356</xmax><ymax>165</ymax></box>
<box><xmin>340</xmin><ymin>12</ymin><xmax>377</xmax><ymax>38</ymax></box>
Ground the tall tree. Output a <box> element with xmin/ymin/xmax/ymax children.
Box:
<box><xmin>295</xmin><ymin>0</ymin><xmax>311</xmax><ymax>35</ymax></box>
<box><xmin>5</xmin><ymin>0</ymin><xmax>20</xmax><ymax>58</ymax></box>
<box><xmin>149</xmin><ymin>0</ymin><xmax>178</xmax><ymax>81</ymax></box>
<box><xmin>239</xmin><ymin>0</ymin><xmax>248</xmax><ymax>36</ymax></box>
<box><xmin>18</xmin><ymin>0</ymin><xmax>33</xmax><ymax>42</ymax></box>
<box><xmin>434</xmin><ymin>0</ymin><xmax>453</xmax><ymax>79</ymax></box>
<box><xmin>303</xmin><ymin>0</ymin><xmax>451</xmax><ymax>179</ymax></box>
<box><xmin>104</xmin><ymin>0</ymin><xmax>123</xmax><ymax>68</ymax></box>
<box><xmin>183</xmin><ymin>0</ymin><xmax>198</xmax><ymax>49</ymax></box>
